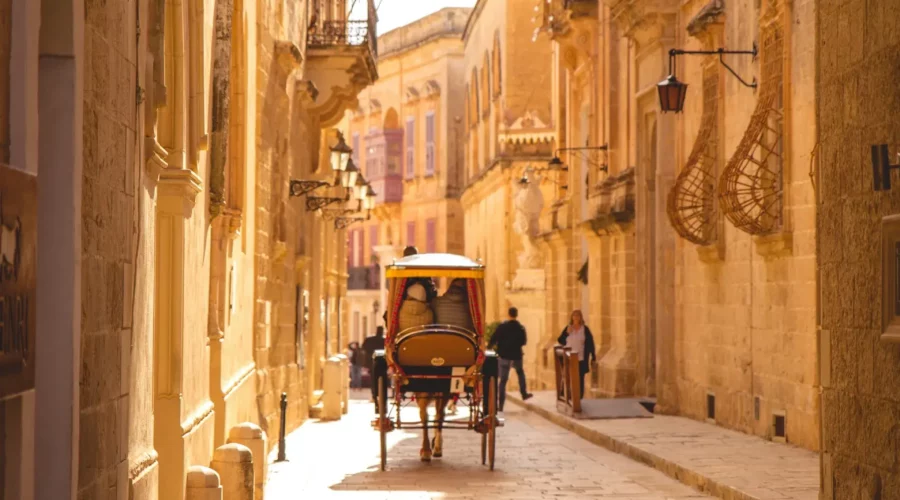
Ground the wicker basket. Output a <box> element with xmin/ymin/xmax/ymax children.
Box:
<box><xmin>398</xmin><ymin>299</ymin><xmax>434</xmax><ymax>332</ymax></box>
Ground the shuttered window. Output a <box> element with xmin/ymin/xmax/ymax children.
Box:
<box><xmin>405</xmin><ymin>118</ymin><xmax>415</xmax><ymax>179</ymax></box>
<box><xmin>356</xmin><ymin>229</ymin><xmax>364</xmax><ymax>267</ymax></box>
<box><xmin>425</xmin><ymin>112</ymin><xmax>435</xmax><ymax>176</ymax></box>
<box><xmin>426</xmin><ymin>218</ymin><xmax>436</xmax><ymax>253</ymax></box>
<box><xmin>406</xmin><ymin>221</ymin><xmax>416</xmax><ymax>247</ymax></box>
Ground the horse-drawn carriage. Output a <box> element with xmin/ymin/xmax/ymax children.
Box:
<box><xmin>371</xmin><ymin>253</ymin><xmax>500</xmax><ymax>471</ymax></box>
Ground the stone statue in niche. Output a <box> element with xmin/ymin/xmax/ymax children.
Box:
<box><xmin>512</xmin><ymin>173</ymin><xmax>544</xmax><ymax>269</ymax></box>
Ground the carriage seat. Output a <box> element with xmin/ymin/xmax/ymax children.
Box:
<box><xmin>395</xmin><ymin>325</ymin><xmax>478</xmax><ymax>368</ymax></box>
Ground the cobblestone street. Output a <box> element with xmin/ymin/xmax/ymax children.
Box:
<box><xmin>265</xmin><ymin>393</ymin><xmax>709</xmax><ymax>499</ymax></box>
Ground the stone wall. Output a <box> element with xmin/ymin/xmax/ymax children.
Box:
<box><xmin>80</xmin><ymin>0</ymin><xmax>146</xmax><ymax>496</ymax></box>
<box><xmin>817</xmin><ymin>0</ymin><xmax>900</xmax><ymax>496</ymax></box>
<box><xmin>254</xmin><ymin>17</ymin><xmax>308</xmax><ymax>439</ymax></box>
<box><xmin>670</xmin><ymin>0</ymin><xmax>819</xmax><ymax>450</ymax></box>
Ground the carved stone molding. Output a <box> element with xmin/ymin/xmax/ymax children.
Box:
<box><xmin>294</xmin><ymin>79</ymin><xmax>320</xmax><ymax>106</ymax></box>
<box><xmin>604</xmin><ymin>0</ymin><xmax>677</xmax><ymax>49</ymax></box>
<box><xmin>158</xmin><ymin>168</ymin><xmax>203</xmax><ymax>205</ymax></box>
<box><xmin>422</xmin><ymin>80</ymin><xmax>441</xmax><ymax>99</ymax></box>
<box><xmin>368</xmin><ymin>98</ymin><xmax>382</xmax><ymax>115</ymax></box>
<box><xmin>404</xmin><ymin>86</ymin><xmax>419</xmax><ymax>104</ymax></box>
<box><xmin>686</xmin><ymin>0</ymin><xmax>725</xmax><ymax>50</ymax></box>
<box><xmin>274</xmin><ymin>41</ymin><xmax>303</xmax><ymax>74</ymax></box>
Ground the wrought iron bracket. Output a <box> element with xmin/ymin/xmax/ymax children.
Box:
<box><xmin>289</xmin><ymin>179</ymin><xmax>330</xmax><ymax>197</ymax></box>
<box><xmin>306</xmin><ymin>195</ymin><xmax>345</xmax><ymax>211</ymax></box>
<box><xmin>320</xmin><ymin>208</ymin><xmax>357</xmax><ymax>221</ymax></box>
<box><xmin>871</xmin><ymin>144</ymin><xmax>900</xmax><ymax>191</ymax></box>
<box><xmin>669</xmin><ymin>45</ymin><xmax>758</xmax><ymax>89</ymax></box>
<box><xmin>334</xmin><ymin>216</ymin><xmax>365</xmax><ymax>230</ymax></box>
<box><xmin>548</xmin><ymin>144</ymin><xmax>609</xmax><ymax>173</ymax></box>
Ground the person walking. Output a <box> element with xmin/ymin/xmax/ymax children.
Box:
<box><xmin>557</xmin><ymin>310</ymin><xmax>596</xmax><ymax>399</ymax></box>
<box><xmin>489</xmin><ymin>307</ymin><xmax>533</xmax><ymax>415</ymax></box>
<box><xmin>347</xmin><ymin>342</ymin><xmax>364</xmax><ymax>389</ymax></box>
<box><xmin>362</xmin><ymin>326</ymin><xmax>385</xmax><ymax>410</ymax></box>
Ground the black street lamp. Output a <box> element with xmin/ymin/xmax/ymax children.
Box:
<box><xmin>658</xmin><ymin>45</ymin><xmax>758</xmax><ymax>113</ymax></box>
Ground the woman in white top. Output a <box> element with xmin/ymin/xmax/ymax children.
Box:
<box><xmin>557</xmin><ymin>310</ymin><xmax>597</xmax><ymax>399</ymax></box>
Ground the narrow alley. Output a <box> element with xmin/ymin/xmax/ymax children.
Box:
<box><xmin>265</xmin><ymin>393</ymin><xmax>708</xmax><ymax>500</ymax></box>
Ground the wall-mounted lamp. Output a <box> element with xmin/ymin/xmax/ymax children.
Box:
<box><xmin>306</xmin><ymin>171</ymin><xmax>348</xmax><ymax>211</ymax></box>
<box><xmin>546</xmin><ymin>145</ymin><xmax>609</xmax><ymax>173</ymax></box>
<box><xmin>290</xmin><ymin>131</ymin><xmax>355</xmax><ymax>197</ymax></box>
<box><xmin>658</xmin><ymin>45</ymin><xmax>758</xmax><ymax>113</ymax></box>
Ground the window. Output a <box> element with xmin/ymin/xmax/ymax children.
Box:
<box><xmin>406</xmin><ymin>221</ymin><xmax>416</xmax><ymax>247</ymax></box>
<box><xmin>369</xmin><ymin>225</ymin><xmax>379</xmax><ymax>259</ymax></box>
<box><xmin>425</xmin><ymin>112</ymin><xmax>435</xmax><ymax>176</ymax></box>
<box><xmin>405</xmin><ymin>118</ymin><xmax>415</xmax><ymax>179</ymax></box>
<box><xmin>348</xmin><ymin>231</ymin><xmax>355</xmax><ymax>267</ymax></box>
<box><xmin>426</xmin><ymin>218</ymin><xmax>436</xmax><ymax>253</ymax></box>
<box><xmin>356</xmin><ymin>229</ymin><xmax>364</xmax><ymax>268</ymax></box>
<box><xmin>352</xmin><ymin>132</ymin><xmax>360</xmax><ymax>166</ymax></box>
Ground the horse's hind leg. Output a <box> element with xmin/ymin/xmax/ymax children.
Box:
<box><xmin>432</xmin><ymin>396</ymin><xmax>447</xmax><ymax>458</ymax></box>
<box><xmin>418</xmin><ymin>397</ymin><xmax>432</xmax><ymax>462</ymax></box>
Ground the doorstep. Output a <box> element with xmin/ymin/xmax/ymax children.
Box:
<box><xmin>508</xmin><ymin>391</ymin><xmax>820</xmax><ymax>500</ymax></box>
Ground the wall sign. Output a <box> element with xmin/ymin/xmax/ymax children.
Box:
<box><xmin>0</xmin><ymin>165</ymin><xmax>36</xmax><ymax>399</ymax></box>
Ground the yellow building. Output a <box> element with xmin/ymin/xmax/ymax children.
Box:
<box><xmin>343</xmin><ymin>7</ymin><xmax>470</xmax><ymax>334</ymax></box>
<box><xmin>0</xmin><ymin>0</ymin><xmax>375</xmax><ymax>498</ymax></box>
<box><xmin>458</xmin><ymin>0</ymin><xmax>557</xmax><ymax>363</ymax></box>
<box><xmin>527</xmin><ymin>0</ymin><xmax>819</xmax><ymax>450</ymax></box>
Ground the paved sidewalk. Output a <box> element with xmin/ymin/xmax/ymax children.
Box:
<box><xmin>509</xmin><ymin>392</ymin><xmax>820</xmax><ymax>500</ymax></box>
<box><xmin>265</xmin><ymin>390</ymin><xmax>710</xmax><ymax>499</ymax></box>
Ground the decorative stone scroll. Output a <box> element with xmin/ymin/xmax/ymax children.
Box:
<box><xmin>667</xmin><ymin>61</ymin><xmax>718</xmax><ymax>245</ymax></box>
<box><xmin>718</xmin><ymin>20</ymin><xmax>784</xmax><ymax>235</ymax></box>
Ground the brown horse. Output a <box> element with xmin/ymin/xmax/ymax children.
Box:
<box><xmin>415</xmin><ymin>393</ymin><xmax>449</xmax><ymax>461</ymax></box>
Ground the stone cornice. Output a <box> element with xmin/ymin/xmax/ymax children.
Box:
<box><xmin>379</xmin><ymin>7</ymin><xmax>471</xmax><ymax>58</ymax></box>
<box><xmin>462</xmin><ymin>0</ymin><xmax>488</xmax><ymax>45</ymax></box>
<box><xmin>604</xmin><ymin>0</ymin><xmax>677</xmax><ymax>48</ymax></box>
<box><xmin>158</xmin><ymin>168</ymin><xmax>203</xmax><ymax>201</ymax></box>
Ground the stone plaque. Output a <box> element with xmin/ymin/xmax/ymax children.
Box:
<box><xmin>0</xmin><ymin>165</ymin><xmax>36</xmax><ymax>398</ymax></box>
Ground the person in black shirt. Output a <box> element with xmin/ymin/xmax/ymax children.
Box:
<box><xmin>363</xmin><ymin>326</ymin><xmax>385</xmax><ymax>407</ymax></box>
<box><xmin>489</xmin><ymin>307</ymin><xmax>534</xmax><ymax>413</ymax></box>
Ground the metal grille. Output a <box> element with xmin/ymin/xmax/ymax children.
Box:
<box><xmin>308</xmin><ymin>20</ymin><xmax>371</xmax><ymax>48</ymax></box>
<box><xmin>718</xmin><ymin>21</ymin><xmax>784</xmax><ymax>235</ymax></box>
<box><xmin>667</xmin><ymin>60</ymin><xmax>719</xmax><ymax>245</ymax></box>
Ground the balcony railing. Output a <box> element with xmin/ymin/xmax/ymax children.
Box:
<box><xmin>307</xmin><ymin>0</ymin><xmax>378</xmax><ymax>58</ymax></box>
<box><xmin>348</xmin><ymin>265</ymin><xmax>380</xmax><ymax>290</ymax></box>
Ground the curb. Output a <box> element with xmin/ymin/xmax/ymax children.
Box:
<box><xmin>507</xmin><ymin>396</ymin><xmax>759</xmax><ymax>500</ymax></box>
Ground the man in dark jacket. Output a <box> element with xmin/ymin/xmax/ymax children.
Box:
<box><xmin>489</xmin><ymin>307</ymin><xmax>533</xmax><ymax>413</ymax></box>
<box><xmin>363</xmin><ymin>326</ymin><xmax>385</xmax><ymax>408</ymax></box>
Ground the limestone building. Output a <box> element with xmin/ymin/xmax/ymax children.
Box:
<box><xmin>521</xmin><ymin>0</ymin><xmax>819</xmax><ymax>450</ymax></box>
<box><xmin>815</xmin><ymin>0</ymin><xmax>900</xmax><ymax>496</ymax></box>
<box><xmin>458</xmin><ymin>0</ymin><xmax>557</xmax><ymax>360</ymax></box>
<box><xmin>0</xmin><ymin>0</ymin><xmax>375</xmax><ymax>498</ymax></box>
<box><xmin>342</xmin><ymin>7</ymin><xmax>470</xmax><ymax>333</ymax></box>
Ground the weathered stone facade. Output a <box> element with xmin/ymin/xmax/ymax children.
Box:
<box><xmin>344</xmin><ymin>8</ymin><xmax>470</xmax><ymax>330</ymax></box>
<box><xmin>449</xmin><ymin>0</ymin><xmax>821</xmax><ymax>451</ymax></box>
<box><xmin>1</xmin><ymin>0</ymin><xmax>375</xmax><ymax>498</ymax></box>
<box><xmin>816</xmin><ymin>0</ymin><xmax>900</xmax><ymax>496</ymax></box>
<box><xmin>460</xmin><ymin>0</ymin><xmax>556</xmax><ymax>343</ymax></box>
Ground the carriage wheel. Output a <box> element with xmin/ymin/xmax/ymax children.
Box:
<box><xmin>378</xmin><ymin>376</ymin><xmax>388</xmax><ymax>471</ymax></box>
<box><xmin>487</xmin><ymin>375</ymin><xmax>497</xmax><ymax>471</ymax></box>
